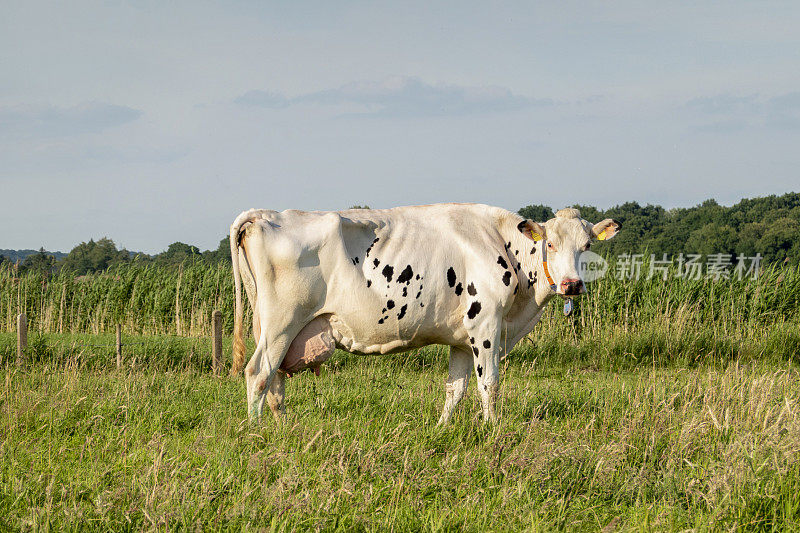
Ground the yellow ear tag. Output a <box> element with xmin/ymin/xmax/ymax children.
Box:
<box><xmin>596</xmin><ymin>229</ymin><xmax>608</xmax><ymax>241</ymax></box>
<box><xmin>530</xmin><ymin>231</ymin><xmax>542</xmax><ymax>242</ymax></box>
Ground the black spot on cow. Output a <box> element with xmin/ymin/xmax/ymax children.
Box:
<box><xmin>382</xmin><ymin>265</ymin><xmax>394</xmax><ymax>282</ymax></box>
<box><xmin>378</xmin><ymin>318</ymin><xmax>385</xmax><ymax>324</ymax></box>
<box><xmin>415</xmin><ymin>290</ymin><xmax>421</xmax><ymax>299</ymax></box>
<box><xmin>387</xmin><ymin>300</ymin><xmax>395</xmax><ymax>310</ymax></box>
<box><xmin>472</xmin><ymin>346</ymin><xmax>479</xmax><ymax>357</ymax></box>
<box><xmin>477</xmin><ymin>365</ymin><xmax>483</xmax><ymax>377</ymax></box>
<box><xmin>506</xmin><ymin>241</ymin><xmax>511</xmax><ymax>249</ymax></box>
<box><xmin>367</xmin><ymin>280</ymin><xmax>372</xmax><ymax>288</ymax></box>
<box><xmin>467</xmin><ymin>282</ymin><xmax>477</xmax><ymax>296</ymax></box>
<box><xmin>397</xmin><ymin>304</ymin><xmax>408</xmax><ymax>320</ymax></box>
<box><xmin>365</xmin><ymin>237</ymin><xmax>379</xmax><ymax>257</ymax></box>
<box><xmin>420</xmin><ymin>303</ymin><xmax>424</xmax><ymax>307</ymax></box>
<box><xmin>502</xmin><ymin>271</ymin><xmax>512</xmax><ymax>286</ymax></box>
<box><xmin>530</xmin><ymin>246</ymin><xmax>537</xmax><ymax>255</ymax></box>
<box><xmin>467</xmin><ymin>301</ymin><xmax>482</xmax><ymax>319</ymax></box>
<box><xmin>373</xmin><ymin>258</ymin><xmax>380</xmax><ymax>268</ymax></box>
<box><xmin>402</xmin><ymin>287</ymin><xmax>408</xmax><ymax>297</ymax></box>
<box><xmin>514</xmin><ymin>250</ymin><xmax>519</xmax><ymax>256</ymax></box>
<box><xmin>381</xmin><ymin>308</ymin><xmax>386</xmax><ymax>313</ymax></box>
<box><xmin>454</xmin><ymin>282</ymin><xmax>463</xmax><ymax>296</ymax></box>
<box><xmin>397</xmin><ymin>265</ymin><xmax>414</xmax><ymax>284</ymax></box>
<box><xmin>483</xmin><ymin>340</ymin><xmax>491</xmax><ymax>349</ymax></box>
<box><xmin>415</xmin><ymin>274</ymin><xmax>420</xmax><ymax>280</ymax></box>
<box><xmin>446</xmin><ymin>267</ymin><xmax>457</xmax><ymax>287</ymax></box>
<box><xmin>352</xmin><ymin>257</ymin><xmax>359</xmax><ymax>265</ymax></box>
<box><xmin>469</xmin><ymin>337</ymin><xmax>475</xmax><ymax>344</ymax></box>
<box><xmin>497</xmin><ymin>256</ymin><xmax>508</xmax><ymax>269</ymax></box>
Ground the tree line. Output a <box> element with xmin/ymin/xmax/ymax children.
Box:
<box><xmin>0</xmin><ymin>237</ymin><xmax>231</xmax><ymax>276</ymax></box>
<box><xmin>522</xmin><ymin>193</ymin><xmax>800</xmax><ymax>264</ymax></box>
<box><xmin>2</xmin><ymin>193</ymin><xmax>798</xmax><ymax>276</ymax></box>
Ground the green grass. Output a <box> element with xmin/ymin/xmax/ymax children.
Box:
<box><xmin>2</xmin><ymin>260</ymin><xmax>800</xmax><ymax>529</ymax></box>
<box><xmin>2</xmin><ymin>339</ymin><xmax>800</xmax><ymax>531</ymax></box>
<box><xmin>0</xmin><ymin>332</ymin><xmax>229</xmax><ymax>373</ymax></box>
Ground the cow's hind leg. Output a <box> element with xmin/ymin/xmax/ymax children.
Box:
<box><xmin>437</xmin><ymin>347</ymin><xmax>472</xmax><ymax>426</ymax></box>
<box><xmin>266</xmin><ymin>371</ymin><xmax>286</xmax><ymax>420</ymax></box>
<box><xmin>245</xmin><ymin>333</ymin><xmax>293</xmax><ymax>422</ymax></box>
<box><xmin>245</xmin><ymin>306</ymin><xmax>306</xmax><ymax>422</ymax></box>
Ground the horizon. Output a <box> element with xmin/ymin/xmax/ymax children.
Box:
<box><xmin>3</xmin><ymin>191</ymin><xmax>797</xmax><ymax>255</ymax></box>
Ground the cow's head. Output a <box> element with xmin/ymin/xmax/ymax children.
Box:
<box><xmin>518</xmin><ymin>208</ymin><xmax>620</xmax><ymax>297</ymax></box>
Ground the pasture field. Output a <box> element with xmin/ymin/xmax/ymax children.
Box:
<box><xmin>2</xmin><ymin>262</ymin><xmax>800</xmax><ymax>530</ymax></box>
<box><xmin>1</xmin><ymin>330</ymin><xmax>800</xmax><ymax>531</ymax></box>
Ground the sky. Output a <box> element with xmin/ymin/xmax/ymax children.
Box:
<box><xmin>1</xmin><ymin>1</ymin><xmax>799</xmax><ymax>253</ymax></box>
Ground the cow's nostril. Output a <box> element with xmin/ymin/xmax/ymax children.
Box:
<box><xmin>560</xmin><ymin>279</ymin><xmax>584</xmax><ymax>295</ymax></box>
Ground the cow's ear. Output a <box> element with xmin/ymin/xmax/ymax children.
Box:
<box><xmin>592</xmin><ymin>219</ymin><xmax>621</xmax><ymax>241</ymax></box>
<box><xmin>517</xmin><ymin>219</ymin><xmax>546</xmax><ymax>242</ymax></box>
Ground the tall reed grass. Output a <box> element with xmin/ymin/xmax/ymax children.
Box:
<box><xmin>1</xmin><ymin>259</ymin><xmax>797</xmax><ymax>348</ymax></box>
<box><xmin>0</xmin><ymin>262</ymin><xmax>250</xmax><ymax>336</ymax></box>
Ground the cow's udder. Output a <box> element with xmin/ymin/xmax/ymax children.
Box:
<box><xmin>280</xmin><ymin>316</ymin><xmax>335</xmax><ymax>376</ymax></box>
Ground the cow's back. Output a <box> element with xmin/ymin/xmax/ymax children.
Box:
<box><xmin>243</xmin><ymin>204</ymin><xmax>512</xmax><ymax>354</ymax></box>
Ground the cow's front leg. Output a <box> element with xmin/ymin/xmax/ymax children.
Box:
<box><xmin>465</xmin><ymin>313</ymin><xmax>503</xmax><ymax>423</ymax></box>
<box><xmin>475</xmin><ymin>350</ymin><xmax>500</xmax><ymax>423</ymax></box>
<box><xmin>437</xmin><ymin>347</ymin><xmax>472</xmax><ymax>426</ymax></box>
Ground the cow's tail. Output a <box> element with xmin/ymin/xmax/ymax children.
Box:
<box><xmin>229</xmin><ymin>210</ymin><xmax>255</xmax><ymax>376</ymax></box>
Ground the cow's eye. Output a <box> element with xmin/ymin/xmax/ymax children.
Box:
<box><xmin>547</xmin><ymin>242</ymin><xmax>555</xmax><ymax>251</ymax></box>
<box><xmin>583</xmin><ymin>242</ymin><xmax>591</xmax><ymax>251</ymax></box>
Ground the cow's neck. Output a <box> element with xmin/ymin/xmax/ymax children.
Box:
<box><xmin>500</xmin><ymin>225</ymin><xmax>558</xmax><ymax>323</ymax></box>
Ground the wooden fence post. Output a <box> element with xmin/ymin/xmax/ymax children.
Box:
<box><xmin>212</xmin><ymin>310</ymin><xmax>222</xmax><ymax>375</ymax></box>
<box><xmin>116</xmin><ymin>324</ymin><xmax>122</xmax><ymax>370</ymax></box>
<box><xmin>16</xmin><ymin>313</ymin><xmax>27</xmax><ymax>366</ymax></box>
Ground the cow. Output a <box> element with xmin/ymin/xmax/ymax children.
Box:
<box><xmin>229</xmin><ymin>204</ymin><xmax>620</xmax><ymax>424</ymax></box>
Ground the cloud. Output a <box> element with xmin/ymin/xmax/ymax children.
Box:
<box><xmin>766</xmin><ymin>92</ymin><xmax>800</xmax><ymax>129</ymax></box>
<box><xmin>693</xmin><ymin>119</ymin><xmax>750</xmax><ymax>133</ymax></box>
<box><xmin>769</xmin><ymin>92</ymin><xmax>800</xmax><ymax>111</ymax></box>
<box><xmin>685</xmin><ymin>92</ymin><xmax>800</xmax><ymax>131</ymax></box>
<box><xmin>235</xmin><ymin>76</ymin><xmax>548</xmax><ymax>116</ymax></box>
<box><xmin>0</xmin><ymin>102</ymin><xmax>143</xmax><ymax>139</ymax></box>
<box><xmin>233</xmin><ymin>91</ymin><xmax>291</xmax><ymax>108</ymax></box>
<box><xmin>685</xmin><ymin>94</ymin><xmax>760</xmax><ymax>115</ymax></box>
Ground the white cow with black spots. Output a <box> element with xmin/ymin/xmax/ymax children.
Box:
<box><xmin>229</xmin><ymin>204</ymin><xmax>620</xmax><ymax>423</ymax></box>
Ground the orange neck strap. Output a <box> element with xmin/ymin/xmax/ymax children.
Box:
<box><xmin>541</xmin><ymin>241</ymin><xmax>557</xmax><ymax>292</ymax></box>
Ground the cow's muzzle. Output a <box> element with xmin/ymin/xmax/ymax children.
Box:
<box><xmin>559</xmin><ymin>278</ymin><xmax>585</xmax><ymax>296</ymax></box>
